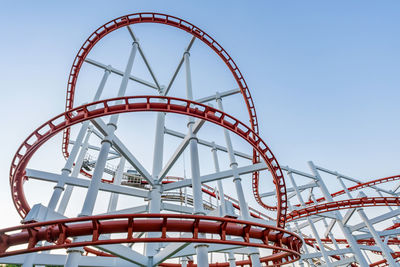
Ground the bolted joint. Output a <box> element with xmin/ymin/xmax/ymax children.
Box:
<box><xmin>183</xmin><ymin>51</ymin><xmax>190</xmax><ymax>57</ymax></box>
<box><xmin>228</xmin><ymin>255</ymin><xmax>236</xmax><ymax>261</ymax></box>
<box><xmin>105</xmin><ymin>65</ymin><xmax>112</xmax><ymax>73</ymax></box>
<box><xmin>211</xmin><ymin>144</ymin><xmax>217</xmax><ymax>152</ymax></box>
<box><xmin>186</xmin><ymin>119</ymin><xmax>195</xmax><ymax>128</ymax></box>
<box><xmin>233</xmin><ymin>176</ymin><xmax>242</xmax><ymax>182</ymax></box>
<box><xmin>248</xmin><ymin>251</ymin><xmax>260</xmax><ymax>256</ymax></box>
<box><xmin>215</xmin><ymin>92</ymin><xmax>222</xmax><ymax>101</ymax></box>
<box><xmin>53</xmin><ymin>185</ymin><xmax>65</xmax><ymax>191</ymax></box>
<box><xmin>229</xmin><ymin>162</ymin><xmax>238</xmax><ymax>168</ymax></box>
<box><xmin>150</xmin><ymin>185</ymin><xmax>162</xmax><ymax>195</ymax></box>
<box><xmin>188</xmin><ymin>135</ymin><xmax>198</xmax><ymax>142</ymax></box>
<box><xmin>67</xmin><ymin>247</ymin><xmax>84</xmax><ymax>254</ymax></box>
<box><xmin>194</xmin><ymin>243</ymin><xmax>209</xmax><ymax>249</ymax></box>
<box><xmin>101</xmin><ymin>138</ymin><xmax>113</xmax><ymax>145</ymax></box>
<box><xmin>61</xmin><ymin>168</ymin><xmax>72</xmax><ymax>174</ymax></box>
<box><xmin>107</xmin><ymin>122</ymin><xmax>118</xmax><ymax>130</ymax></box>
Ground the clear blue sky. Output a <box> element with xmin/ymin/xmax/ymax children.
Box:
<box><xmin>0</xmin><ymin>1</ymin><xmax>399</xmax><ymax>226</ymax></box>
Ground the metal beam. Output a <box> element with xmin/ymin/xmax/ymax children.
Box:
<box><xmin>26</xmin><ymin>169</ymin><xmax>148</xmax><ymax>198</ymax></box>
<box><xmin>153</xmin><ymin>242</ymin><xmax>191</xmax><ymax>266</ymax></box>
<box><xmin>95</xmin><ymin>244</ymin><xmax>148</xmax><ymax>266</ymax></box>
<box><xmin>316</xmin><ymin>165</ymin><xmax>396</xmax><ymax>196</ymax></box>
<box><xmin>158</xmin><ymin>119</ymin><xmax>205</xmax><ymax>182</ymax></box>
<box><xmin>301</xmin><ymin>248</ymin><xmax>352</xmax><ymax>259</ymax></box>
<box><xmin>164</xmin><ymin>37</ymin><xmax>196</xmax><ymax>96</ymax></box>
<box><xmin>164</xmin><ymin>127</ymin><xmax>252</xmax><ymax>160</ymax></box>
<box><xmin>281</xmin><ymin>166</ymin><xmax>317</xmax><ymax>180</ymax></box>
<box><xmin>85</xmin><ymin>57</ymin><xmax>158</xmax><ymax>90</ymax></box>
<box><xmin>127</xmin><ymin>26</ymin><xmax>161</xmax><ymax>92</ymax></box>
<box><xmin>260</xmin><ymin>182</ymin><xmax>317</xmax><ymax>198</ymax></box>
<box><xmin>350</xmin><ymin>208</ymin><xmax>400</xmax><ymax>232</ymax></box>
<box><xmin>0</xmin><ymin>254</ymin><xmax>140</xmax><ymax>267</ymax></box>
<box><xmin>161</xmin><ymin>202</ymin><xmax>194</xmax><ymax>214</ymax></box>
<box><xmin>91</xmin><ymin>118</ymin><xmax>153</xmax><ymax>184</ymax></box>
<box><xmin>163</xmin><ymin>162</ymin><xmax>267</xmax><ymax>191</ymax></box>
<box><xmin>195</xmin><ymin>88</ymin><xmax>241</xmax><ymax>103</ymax></box>
<box><xmin>69</xmin><ymin>140</ymin><xmax>120</xmax><ymax>156</ymax></box>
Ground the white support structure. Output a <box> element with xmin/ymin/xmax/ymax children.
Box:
<box><xmin>4</xmin><ymin>14</ymin><xmax>399</xmax><ymax>267</ymax></box>
<box><xmin>356</xmin><ymin>192</ymin><xmax>397</xmax><ymax>267</ymax></box>
<box><xmin>308</xmin><ymin>161</ymin><xmax>369</xmax><ymax>266</ymax></box>
<box><xmin>184</xmin><ymin>51</ymin><xmax>209</xmax><ymax>267</ymax></box>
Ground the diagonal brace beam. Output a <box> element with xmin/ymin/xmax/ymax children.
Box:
<box><xmin>157</xmin><ymin>119</ymin><xmax>205</xmax><ymax>182</ymax></box>
<box><xmin>91</xmin><ymin>118</ymin><xmax>153</xmax><ymax>185</ymax></box>
<box><xmin>85</xmin><ymin>58</ymin><xmax>158</xmax><ymax>90</ymax></box>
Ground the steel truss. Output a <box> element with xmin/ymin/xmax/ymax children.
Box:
<box><xmin>0</xmin><ymin>12</ymin><xmax>398</xmax><ymax>267</ymax></box>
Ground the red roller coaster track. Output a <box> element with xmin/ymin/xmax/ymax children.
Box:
<box><xmin>299</xmin><ymin>174</ymin><xmax>400</xmax><ymax>207</ymax></box>
<box><xmin>10</xmin><ymin>96</ymin><xmax>287</xmax><ymax>228</ymax></box>
<box><xmin>60</xmin><ymin>12</ymin><xmax>269</xmax><ymax>215</ymax></box>
<box><xmin>287</xmin><ymin>197</ymin><xmax>400</xmax><ymax>221</ymax></box>
<box><xmin>0</xmin><ymin>214</ymin><xmax>302</xmax><ymax>266</ymax></box>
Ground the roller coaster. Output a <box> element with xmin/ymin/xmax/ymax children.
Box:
<box><xmin>0</xmin><ymin>13</ymin><xmax>398</xmax><ymax>267</ymax></box>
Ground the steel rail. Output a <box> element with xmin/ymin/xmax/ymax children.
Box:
<box><xmin>299</xmin><ymin>174</ymin><xmax>400</xmax><ymax>207</ymax></box>
<box><xmin>9</xmin><ymin>96</ymin><xmax>287</xmax><ymax>228</ymax></box>
<box><xmin>0</xmin><ymin>214</ymin><xmax>301</xmax><ymax>266</ymax></box>
<box><xmin>304</xmin><ymin>237</ymin><xmax>400</xmax><ymax>246</ymax></box>
<box><xmin>287</xmin><ymin>197</ymin><xmax>400</xmax><ymax>221</ymax></box>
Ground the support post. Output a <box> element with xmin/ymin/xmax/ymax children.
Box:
<box><xmin>211</xmin><ymin>143</ymin><xmax>226</xmax><ymax>216</ymax></box>
<box><xmin>357</xmin><ymin>192</ymin><xmax>397</xmax><ymax>267</ymax></box>
<box><xmin>146</xmin><ymin>87</ymin><xmax>166</xmax><ymax>261</ymax></box>
<box><xmin>215</xmin><ymin>94</ymin><xmax>260</xmax><ymax>267</ymax></box>
<box><xmin>287</xmin><ymin>172</ymin><xmax>333</xmax><ymax>267</ymax></box>
<box><xmin>308</xmin><ymin>161</ymin><xmax>369</xmax><ymax>266</ymax></box>
<box><xmin>65</xmin><ymin>41</ymin><xmax>138</xmax><ymax>267</ymax></box>
<box><xmin>184</xmin><ymin>51</ymin><xmax>209</xmax><ymax>267</ymax></box>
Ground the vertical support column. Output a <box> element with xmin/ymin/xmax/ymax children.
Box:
<box><xmin>107</xmin><ymin>157</ymin><xmax>126</xmax><ymax>212</ymax></box>
<box><xmin>309</xmin><ymin>194</ymin><xmax>342</xmax><ymax>259</ymax></box>
<box><xmin>65</xmin><ymin>42</ymin><xmax>138</xmax><ymax>267</ymax></box>
<box><xmin>292</xmin><ymin>220</ymin><xmax>316</xmax><ymax>267</ymax></box>
<box><xmin>57</xmin><ymin>68</ymin><xmax>111</xmax><ymax>215</ymax></box>
<box><xmin>228</xmin><ymin>252</ymin><xmax>236</xmax><ymax>267</ymax></box>
<box><xmin>182</xmin><ymin>258</ymin><xmax>188</xmax><ymax>267</ymax></box>
<box><xmin>357</xmin><ymin>192</ymin><xmax>397</xmax><ymax>267</ymax></box>
<box><xmin>211</xmin><ymin>146</ymin><xmax>236</xmax><ymax>267</ymax></box>
<box><xmin>47</xmin><ymin>120</ymin><xmax>90</xmax><ymax>212</ymax></box>
<box><xmin>57</xmin><ymin>128</ymin><xmax>93</xmax><ymax>215</ymax></box>
<box><xmin>147</xmin><ymin>87</ymin><xmax>166</xmax><ymax>262</ymax></box>
<box><xmin>287</xmin><ymin>172</ymin><xmax>333</xmax><ymax>267</ymax></box>
<box><xmin>215</xmin><ymin>94</ymin><xmax>250</xmax><ymax>219</ymax></box>
<box><xmin>184</xmin><ymin>51</ymin><xmax>209</xmax><ymax>267</ymax></box>
<box><xmin>308</xmin><ymin>161</ymin><xmax>369</xmax><ymax>266</ymax></box>
<box><xmin>215</xmin><ymin>94</ymin><xmax>260</xmax><ymax>267</ymax></box>
<box><xmin>79</xmin><ymin>41</ymin><xmax>138</xmax><ymax>217</ymax></box>
<box><xmin>211</xmin><ymin>143</ymin><xmax>226</xmax><ymax>216</ymax></box>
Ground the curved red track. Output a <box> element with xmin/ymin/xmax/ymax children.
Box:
<box><xmin>10</xmin><ymin>96</ymin><xmax>287</xmax><ymax>227</ymax></box>
<box><xmin>300</xmin><ymin>174</ymin><xmax>400</xmax><ymax>207</ymax></box>
<box><xmin>287</xmin><ymin>197</ymin><xmax>400</xmax><ymax>221</ymax></box>
<box><xmin>61</xmin><ymin>12</ymin><xmax>271</xmax><ymax>213</ymax></box>
<box><xmin>0</xmin><ymin>214</ymin><xmax>301</xmax><ymax>266</ymax></box>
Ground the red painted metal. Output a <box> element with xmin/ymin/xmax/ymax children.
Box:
<box><xmin>300</xmin><ymin>174</ymin><xmax>400</xmax><ymax>207</ymax></box>
<box><xmin>369</xmin><ymin>252</ymin><xmax>400</xmax><ymax>267</ymax></box>
<box><xmin>0</xmin><ymin>214</ymin><xmax>301</xmax><ymax>266</ymax></box>
<box><xmin>287</xmin><ymin>197</ymin><xmax>400</xmax><ymax>221</ymax></box>
<box><xmin>10</xmin><ymin>96</ymin><xmax>287</xmax><ymax>228</ymax></box>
